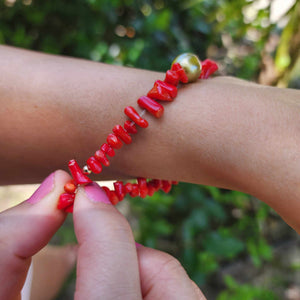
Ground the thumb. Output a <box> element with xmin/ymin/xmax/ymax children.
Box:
<box><xmin>0</xmin><ymin>170</ymin><xmax>71</xmax><ymax>300</ymax></box>
<box><xmin>73</xmin><ymin>182</ymin><xmax>142</xmax><ymax>300</ymax></box>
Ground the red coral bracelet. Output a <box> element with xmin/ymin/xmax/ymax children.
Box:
<box><xmin>57</xmin><ymin>53</ymin><xmax>218</xmax><ymax>213</ymax></box>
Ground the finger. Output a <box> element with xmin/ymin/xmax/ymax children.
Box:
<box><xmin>137</xmin><ymin>246</ymin><xmax>206</xmax><ymax>300</ymax></box>
<box><xmin>0</xmin><ymin>170</ymin><xmax>71</xmax><ymax>300</ymax></box>
<box><xmin>73</xmin><ymin>182</ymin><xmax>142</xmax><ymax>300</ymax></box>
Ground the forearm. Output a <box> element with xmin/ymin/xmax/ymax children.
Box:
<box><xmin>0</xmin><ymin>46</ymin><xmax>227</xmax><ymax>185</ymax></box>
<box><xmin>1</xmin><ymin>46</ymin><xmax>300</xmax><ymax>231</ymax></box>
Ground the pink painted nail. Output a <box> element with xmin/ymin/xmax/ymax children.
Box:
<box><xmin>84</xmin><ymin>182</ymin><xmax>111</xmax><ymax>204</ymax></box>
<box><xmin>135</xmin><ymin>242</ymin><xmax>143</xmax><ymax>248</ymax></box>
<box><xmin>27</xmin><ymin>172</ymin><xmax>55</xmax><ymax>204</ymax></box>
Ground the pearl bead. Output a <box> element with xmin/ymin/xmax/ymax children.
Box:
<box><xmin>83</xmin><ymin>165</ymin><xmax>92</xmax><ymax>174</ymax></box>
<box><xmin>172</xmin><ymin>53</ymin><xmax>202</xmax><ymax>83</ymax></box>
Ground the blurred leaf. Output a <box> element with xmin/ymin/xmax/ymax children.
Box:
<box><xmin>218</xmin><ymin>275</ymin><xmax>278</xmax><ymax>300</ymax></box>
<box><xmin>204</xmin><ymin>231</ymin><xmax>244</xmax><ymax>259</ymax></box>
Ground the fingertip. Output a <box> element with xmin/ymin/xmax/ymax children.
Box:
<box><xmin>53</xmin><ymin>169</ymin><xmax>72</xmax><ymax>186</ymax></box>
<box><xmin>82</xmin><ymin>182</ymin><xmax>111</xmax><ymax>204</ymax></box>
<box><xmin>0</xmin><ymin>170</ymin><xmax>73</xmax><ymax>259</ymax></box>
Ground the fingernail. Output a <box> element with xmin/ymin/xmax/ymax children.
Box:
<box><xmin>27</xmin><ymin>172</ymin><xmax>55</xmax><ymax>204</ymax></box>
<box><xmin>84</xmin><ymin>182</ymin><xmax>111</xmax><ymax>204</ymax></box>
<box><xmin>135</xmin><ymin>242</ymin><xmax>143</xmax><ymax>248</ymax></box>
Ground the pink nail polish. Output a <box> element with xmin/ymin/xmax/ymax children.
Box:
<box><xmin>84</xmin><ymin>182</ymin><xmax>111</xmax><ymax>204</ymax></box>
<box><xmin>27</xmin><ymin>172</ymin><xmax>55</xmax><ymax>204</ymax></box>
<box><xmin>135</xmin><ymin>242</ymin><xmax>143</xmax><ymax>248</ymax></box>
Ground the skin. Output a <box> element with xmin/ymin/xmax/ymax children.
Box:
<box><xmin>0</xmin><ymin>45</ymin><xmax>300</xmax><ymax>232</ymax></box>
<box><xmin>0</xmin><ymin>45</ymin><xmax>299</xmax><ymax>298</ymax></box>
<box><xmin>0</xmin><ymin>170</ymin><xmax>205</xmax><ymax>300</ymax></box>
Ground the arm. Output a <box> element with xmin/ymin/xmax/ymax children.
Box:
<box><xmin>1</xmin><ymin>46</ymin><xmax>300</xmax><ymax>231</ymax></box>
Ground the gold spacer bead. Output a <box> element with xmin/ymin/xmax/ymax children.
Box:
<box><xmin>172</xmin><ymin>53</ymin><xmax>202</xmax><ymax>83</ymax></box>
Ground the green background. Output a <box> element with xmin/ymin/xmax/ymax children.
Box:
<box><xmin>1</xmin><ymin>0</ymin><xmax>300</xmax><ymax>299</ymax></box>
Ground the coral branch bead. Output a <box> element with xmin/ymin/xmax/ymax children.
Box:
<box><xmin>95</xmin><ymin>150</ymin><xmax>110</xmax><ymax>167</ymax></box>
<box><xmin>199</xmin><ymin>59</ymin><xmax>218</xmax><ymax>79</ymax></box>
<box><xmin>57</xmin><ymin>193</ymin><xmax>75</xmax><ymax>210</ymax></box>
<box><xmin>147</xmin><ymin>80</ymin><xmax>177</xmax><ymax>101</ymax></box>
<box><xmin>113</xmin><ymin>125</ymin><xmax>132</xmax><ymax>144</ymax></box>
<box><xmin>129</xmin><ymin>184</ymin><xmax>139</xmax><ymax>197</ymax></box>
<box><xmin>125</xmin><ymin>182</ymin><xmax>133</xmax><ymax>193</ymax></box>
<box><xmin>87</xmin><ymin>156</ymin><xmax>103</xmax><ymax>174</ymax></box>
<box><xmin>164</xmin><ymin>70</ymin><xmax>180</xmax><ymax>86</ymax></box>
<box><xmin>65</xmin><ymin>205</ymin><xmax>74</xmax><ymax>213</ymax></box>
<box><xmin>124</xmin><ymin>106</ymin><xmax>148</xmax><ymax>128</ymax></box>
<box><xmin>151</xmin><ymin>179</ymin><xmax>162</xmax><ymax>190</ymax></box>
<box><xmin>137</xmin><ymin>96</ymin><xmax>164</xmax><ymax>118</ymax></box>
<box><xmin>162</xmin><ymin>180</ymin><xmax>172</xmax><ymax>193</ymax></box>
<box><xmin>101</xmin><ymin>143</ymin><xmax>115</xmax><ymax>157</ymax></box>
<box><xmin>114</xmin><ymin>181</ymin><xmax>125</xmax><ymax>201</ymax></box>
<box><xmin>137</xmin><ymin>177</ymin><xmax>148</xmax><ymax>198</ymax></box>
<box><xmin>124</xmin><ymin>120</ymin><xmax>138</xmax><ymax>134</ymax></box>
<box><xmin>171</xmin><ymin>63</ymin><xmax>189</xmax><ymax>83</ymax></box>
<box><xmin>147</xmin><ymin>182</ymin><xmax>156</xmax><ymax>196</ymax></box>
<box><xmin>109</xmin><ymin>191</ymin><xmax>119</xmax><ymax>205</ymax></box>
<box><xmin>107</xmin><ymin>133</ymin><xmax>123</xmax><ymax>149</ymax></box>
<box><xmin>68</xmin><ymin>159</ymin><xmax>92</xmax><ymax>185</ymax></box>
<box><xmin>102</xmin><ymin>186</ymin><xmax>111</xmax><ymax>198</ymax></box>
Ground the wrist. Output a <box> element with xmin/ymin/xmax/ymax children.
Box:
<box><xmin>191</xmin><ymin>77</ymin><xmax>300</xmax><ymax>232</ymax></box>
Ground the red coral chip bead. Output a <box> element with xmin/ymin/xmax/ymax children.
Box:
<box><xmin>147</xmin><ymin>80</ymin><xmax>177</xmax><ymax>101</ymax></box>
<box><xmin>107</xmin><ymin>133</ymin><xmax>123</xmax><ymax>149</ymax></box>
<box><xmin>151</xmin><ymin>179</ymin><xmax>162</xmax><ymax>190</ymax></box>
<box><xmin>94</xmin><ymin>150</ymin><xmax>110</xmax><ymax>167</ymax></box>
<box><xmin>124</xmin><ymin>182</ymin><xmax>133</xmax><ymax>193</ymax></box>
<box><xmin>137</xmin><ymin>177</ymin><xmax>148</xmax><ymax>198</ymax></box>
<box><xmin>124</xmin><ymin>106</ymin><xmax>148</xmax><ymax>128</ymax></box>
<box><xmin>124</xmin><ymin>120</ymin><xmax>138</xmax><ymax>134</ymax></box>
<box><xmin>102</xmin><ymin>186</ymin><xmax>111</xmax><ymax>198</ymax></box>
<box><xmin>114</xmin><ymin>181</ymin><xmax>125</xmax><ymax>201</ymax></box>
<box><xmin>68</xmin><ymin>159</ymin><xmax>92</xmax><ymax>185</ymax></box>
<box><xmin>113</xmin><ymin>125</ymin><xmax>132</xmax><ymax>144</ymax></box>
<box><xmin>129</xmin><ymin>183</ymin><xmax>139</xmax><ymax>197</ymax></box>
<box><xmin>87</xmin><ymin>156</ymin><xmax>103</xmax><ymax>174</ymax></box>
<box><xmin>171</xmin><ymin>63</ymin><xmax>189</xmax><ymax>83</ymax></box>
<box><xmin>137</xmin><ymin>96</ymin><xmax>164</xmax><ymax>118</ymax></box>
<box><xmin>109</xmin><ymin>191</ymin><xmax>119</xmax><ymax>205</ymax></box>
<box><xmin>147</xmin><ymin>81</ymin><xmax>171</xmax><ymax>101</ymax></box>
<box><xmin>199</xmin><ymin>59</ymin><xmax>218</xmax><ymax>79</ymax></box>
<box><xmin>147</xmin><ymin>182</ymin><xmax>156</xmax><ymax>196</ymax></box>
<box><xmin>164</xmin><ymin>70</ymin><xmax>180</xmax><ymax>86</ymax></box>
<box><xmin>57</xmin><ymin>193</ymin><xmax>75</xmax><ymax>210</ymax></box>
<box><xmin>157</xmin><ymin>80</ymin><xmax>178</xmax><ymax>98</ymax></box>
<box><xmin>65</xmin><ymin>204</ymin><xmax>74</xmax><ymax>213</ymax></box>
<box><xmin>101</xmin><ymin>143</ymin><xmax>115</xmax><ymax>157</ymax></box>
<box><xmin>162</xmin><ymin>180</ymin><xmax>172</xmax><ymax>193</ymax></box>
<box><xmin>64</xmin><ymin>180</ymin><xmax>77</xmax><ymax>194</ymax></box>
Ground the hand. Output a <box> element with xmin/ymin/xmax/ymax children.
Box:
<box><xmin>0</xmin><ymin>170</ymin><xmax>71</xmax><ymax>300</ymax></box>
<box><xmin>73</xmin><ymin>182</ymin><xmax>205</xmax><ymax>300</ymax></box>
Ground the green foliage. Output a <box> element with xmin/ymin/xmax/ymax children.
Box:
<box><xmin>1</xmin><ymin>0</ymin><xmax>298</xmax><ymax>298</ymax></box>
<box><xmin>131</xmin><ymin>183</ymin><xmax>274</xmax><ymax>289</ymax></box>
<box><xmin>217</xmin><ymin>276</ymin><xmax>278</xmax><ymax>300</ymax></box>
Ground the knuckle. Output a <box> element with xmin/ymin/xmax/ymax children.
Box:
<box><xmin>103</xmin><ymin>210</ymin><xmax>132</xmax><ymax>237</ymax></box>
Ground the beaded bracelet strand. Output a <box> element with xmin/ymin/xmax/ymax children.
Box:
<box><xmin>57</xmin><ymin>53</ymin><xmax>218</xmax><ymax>213</ymax></box>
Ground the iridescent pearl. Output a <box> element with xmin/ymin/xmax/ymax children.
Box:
<box><xmin>172</xmin><ymin>53</ymin><xmax>202</xmax><ymax>83</ymax></box>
